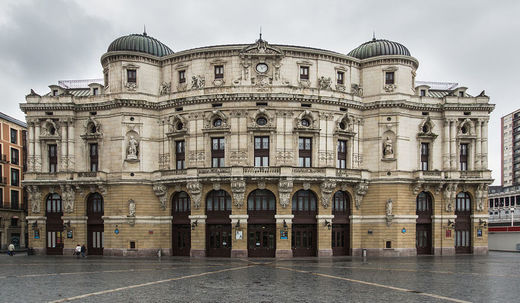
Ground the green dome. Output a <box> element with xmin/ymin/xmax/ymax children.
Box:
<box><xmin>348</xmin><ymin>38</ymin><xmax>410</xmax><ymax>59</ymax></box>
<box><xmin>107</xmin><ymin>33</ymin><xmax>173</xmax><ymax>57</ymax></box>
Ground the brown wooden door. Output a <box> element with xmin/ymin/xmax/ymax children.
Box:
<box><xmin>46</xmin><ymin>193</ymin><xmax>63</xmax><ymax>255</ymax></box>
<box><xmin>87</xmin><ymin>225</ymin><xmax>104</xmax><ymax>255</ymax></box>
<box><xmin>248</xmin><ymin>224</ymin><xmax>275</xmax><ymax>257</ymax></box>
<box><xmin>332</xmin><ymin>224</ymin><xmax>349</xmax><ymax>256</ymax></box>
<box><xmin>292</xmin><ymin>224</ymin><xmax>317</xmax><ymax>257</ymax></box>
<box><xmin>207</xmin><ymin>224</ymin><xmax>231</xmax><ymax>257</ymax></box>
<box><xmin>172</xmin><ymin>224</ymin><xmax>191</xmax><ymax>256</ymax></box>
<box><xmin>455</xmin><ymin>192</ymin><xmax>472</xmax><ymax>254</ymax></box>
<box><xmin>416</xmin><ymin>224</ymin><xmax>432</xmax><ymax>255</ymax></box>
<box><xmin>46</xmin><ymin>227</ymin><xmax>63</xmax><ymax>255</ymax></box>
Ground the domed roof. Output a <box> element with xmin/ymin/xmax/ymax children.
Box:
<box><xmin>348</xmin><ymin>38</ymin><xmax>410</xmax><ymax>59</ymax></box>
<box><xmin>107</xmin><ymin>32</ymin><xmax>173</xmax><ymax>57</ymax></box>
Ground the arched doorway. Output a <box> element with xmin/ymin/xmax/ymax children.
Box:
<box><xmin>172</xmin><ymin>191</ymin><xmax>191</xmax><ymax>256</ymax></box>
<box><xmin>455</xmin><ymin>192</ymin><xmax>472</xmax><ymax>254</ymax></box>
<box><xmin>416</xmin><ymin>191</ymin><xmax>433</xmax><ymax>255</ymax></box>
<box><xmin>46</xmin><ymin>193</ymin><xmax>63</xmax><ymax>255</ymax></box>
<box><xmin>332</xmin><ymin>191</ymin><xmax>350</xmax><ymax>256</ymax></box>
<box><xmin>206</xmin><ymin>190</ymin><xmax>232</xmax><ymax>257</ymax></box>
<box><xmin>247</xmin><ymin>189</ymin><xmax>276</xmax><ymax>257</ymax></box>
<box><xmin>87</xmin><ymin>193</ymin><xmax>104</xmax><ymax>255</ymax></box>
<box><xmin>292</xmin><ymin>190</ymin><xmax>317</xmax><ymax>257</ymax></box>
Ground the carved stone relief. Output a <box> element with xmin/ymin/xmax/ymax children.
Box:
<box><xmin>318</xmin><ymin>76</ymin><xmax>332</xmax><ymax>90</ymax></box>
<box><xmin>187</xmin><ymin>182</ymin><xmax>202</xmax><ymax>208</ymax></box>
<box><xmin>191</xmin><ymin>75</ymin><xmax>205</xmax><ymax>89</ymax></box>
<box><xmin>354</xmin><ymin>181</ymin><xmax>369</xmax><ymax>209</ymax></box>
<box><xmin>320</xmin><ymin>181</ymin><xmax>336</xmax><ymax>208</ymax></box>
<box><xmin>128</xmin><ymin>199</ymin><xmax>136</xmax><ymax>217</ymax></box>
<box><xmin>231</xmin><ymin>179</ymin><xmax>246</xmax><ymax>208</ymax></box>
<box><xmin>153</xmin><ymin>184</ymin><xmax>168</xmax><ymax>210</ymax></box>
<box><xmin>159</xmin><ymin>82</ymin><xmax>171</xmax><ymax>95</ymax></box>
<box><xmin>27</xmin><ymin>185</ymin><xmax>42</xmax><ymax>214</ymax></box>
<box><xmin>278</xmin><ymin>180</ymin><xmax>293</xmax><ymax>208</ymax></box>
<box><xmin>60</xmin><ymin>184</ymin><xmax>75</xmax><ymax>213</ymax></box>
<box><xmin>385</xmin><ymin>198</ymin><xmax>394</xmax><ymax>226</ymax></box>
<box><xmin>351</xmin><ymin>84</ymin><xmax>363</xmax><ymax>97</ymax></box>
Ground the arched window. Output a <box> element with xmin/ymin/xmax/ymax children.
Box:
<box><xmin>206</xmin><ymin>190</ymin><xmax>231</xmax><ymax>212</ymax></box>
<box><xmin>416</xmin><ymin>191</ymin><xmax>432</xmax><ymax>212</ymax></box>
<box><xmin>456</xmin><ymin>192</ymin><xmax>471</xmax><ymax>212</ymax></box>
<box><xmin>247</xmin><ymin>189</ymin><xmax>276</xmax><ymax>211</ymax></box>
<box><xmin>333</xmin><ymin>191</ymin><xmax>350</xmax><ymax>215</ymax></box>
<box><xmin>173</xmin><ymin>191</ymin><xmax>191</xmax><ymax>213</ymax></box>
<box><xmin>46</xmin><ymin>193</ymin><xmax>62</xmax><ymax>213</ymax></box>
<box><xmin>292</xmin><ymin>190</ymin><xmax>317</xmax><ymax>212</ymax></box>
<box><xmin>87</xmin><ymin>193</ymin><xmax>103</xmax><ymax>214</ymax></box>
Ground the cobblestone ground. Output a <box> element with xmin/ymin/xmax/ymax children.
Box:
<box><xmin>1</xmin><ymin>252</ymin><xmax>519</xmax><ymax>303</ymax></box>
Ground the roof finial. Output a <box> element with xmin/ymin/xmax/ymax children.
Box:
<box><xmin>372</xmin><ymin>31</ymin><xmax>376</xmax><ymax>41</ymax></box>
<box><xmin>259</xmin><ymin>26</ymin><xmax>262</xmax><ymax>40</ymax></box>
<box><xmin>143</xmin><ymin>24</ymin><xmax>147</xmax><ymax>36</ymax></box>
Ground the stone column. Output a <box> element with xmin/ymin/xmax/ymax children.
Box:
<box><xmin>443</xmin><ymin>119</ymin><xmax>450</xmax><ymax>170</ymax></box>
<box><xmin>60</xmin><ymin>121</ymin><xmax>68</xmax><ymax>171</ymax></box>
<box><xmin>316</xmin><ymin>214</ymin><xmax>334</xmax><ymax>257</ymax></box>
<box><xmin>34</xmin><ymin>121</ymin><xmax>41</xmax><ymax>172</ymax></box>
<box><xmin>68</xmin><ymin>120</ymin><xmax>75</xmax><ymax>171</ymax></box>
<box><xmin>20</xmin><ymin>218</ymin><xmax>25</xmax><ymax>248</ymax></box>
<box><xmin>189</xmin><ymin>215</ymin><xmax>206</xmax><ymax>257</ymax></box>
<box><xmin>352</xmin><ymin>120</ymin><xmax>359</xmax><ymax>169</ymax></box>
<box><xmin>1</xmin><ymin>224</ymin><xmax>7</xmax><ymax>250</ymax></box>
<box><xmin>481</xmin><ymin>119</ymin><xmax>488</xmax><ymax>168</ymax></box>
<box><xmin>275</xmin><ymin>214</ymin><xmax>294</xmax><ymax>257</ymax></box>
<box><xmin>230</xmin><ymin>214</ymin><xmax>248</xmax><ymax>258</ymax></box>
<box><xmin>449</xmin><ymin>119</ymin><xmax>457</xmax><ymax>170</ymax></box>
<box><xmin>358</xmin><ymin>120</ymin><xmax>364</xmax><ymax>167</ymax></box>
<box><xmin>475</xmin><ymin>120</ymin><xmax>482</xmax><ymax>170</ymax></box>
<box><xmin>28</xmin><ymin>121</ymin><xmax>34</xmax><ymax>172</ymax></box>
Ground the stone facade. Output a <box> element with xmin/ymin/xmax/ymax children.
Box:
<box><xmin>21</xmin><ymin>34</ymin><xmax>494</xmax><ymax>257</ymax></box>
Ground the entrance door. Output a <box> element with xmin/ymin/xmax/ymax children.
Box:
<box><xmin>87</xmin><ymin>225</ymin><xmax>104</xmax><ymax>255</ymax></box>
<box><xmin>172</xmin><ymin>224</ymin><xmax>191</xmax><ymax>256</ymax></box>
<box><xmin>46</xmin><ymin>193</ymin><xmax>63</xmax><ymax>255</ymax></box>
<box><xmin>455</xmin><ymin>192</ymin><xmax>472</xmax><ymax>254</ymax></box>
<box><xmin>248</xmin><ymin>224</ymin><xmax>275</xmax><ymax>257</ymax></box>
<box><xmin>87</xmin><ymin>193</ymin><xmax>104</xmax><ymax>255</ymax></box>
<box><xmin>207</xmin><ymin>224</ymin><xmax>231</xmax><ymax>257</ymax></box>
<box><xmin>332</xmin><ymin>224</ymin><xmax>349</xmax><ymax>256</ymax></box>
<box><xmin>292</xmin><ymin>224</ymin><xmax>317</xmax><ymax>257</ymax></box>
<box><xmin>416</xmin><ymin>192</ymin><xmax>432</xmax><ymax>255</ymax></box>
<box><xmin>416</xmin><ymin>224</ymin><xmax>432</xmax><ymax>254</ymax></box>
<box><xmin>46</xmin><ymin>229</ymin><xmax>63</xmax><ymax>255</ymax></box>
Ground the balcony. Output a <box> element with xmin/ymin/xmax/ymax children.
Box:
<box><xmin>336</xmin><ymin>168</ymin><xmax>362</xmax><ymax>178</ymax></box>
<box><xmin>414</xmin><ymin>170</ymin><xmax>443</xmax><ymax>179</ymax></box>
<box><xmin>292</xmin><ymin>167</ymin><xmax>326</xmax><ymax>175</ymax></box>
<box><xmin>161</xmin><ymin>169</ymin><xmax>187</xmax><ymax>177</ymax></box>
<box><xmin>460</xmin><ymin>171</ymin><xmax>482</xmax><ymax>178</ymax></box>
<box><xmin>198</xmin><ymin>167</ymin><xmax>231</xmax><ymax>176</ymax></box>
<box><xmin>0</xmin><ymin>154</ymin><xmax>8</xmax><ymax>164</ymax></box>
<box><xmin>243</xmin><ymin>167</ymin><xmax>281</xmax><ymax>176</ymax></box>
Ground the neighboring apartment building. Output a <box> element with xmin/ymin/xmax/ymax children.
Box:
<box><xmin>0</xmin><ymin>112</ymin><xmax>27</xmax><ymax>250</ymax></box>
<box><xmin>21</xmin><ymin>33</ymin><xmax>493</xmax><ymax>257</ymax></box>
<box><xmin>501</xmin><ymin>109</ymin><xmax>520</xmax><ymax>187</ymax></box>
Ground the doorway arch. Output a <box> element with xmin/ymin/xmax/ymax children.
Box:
<box><xmin>45</xmin><ymin>193</ymin><xmax>63</xmax><ymax>255</ymax></box>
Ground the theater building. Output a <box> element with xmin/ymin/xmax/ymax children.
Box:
<box><xmin>21</xmin><ymin>32</ymin><xmax>494</xmax><ymax>257</ymax></box>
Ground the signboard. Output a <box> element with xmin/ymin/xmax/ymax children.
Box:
<box><xmin>67</xmin><ymin>230</ymin><xmax>73</xmax><ymax>239</ymax></box>
<box><xmin>34</xmin><ymin>230</ymin><xmax>40</xmax><ymax>239</ymax></box>
<box><xmin>235</xmin><ymin>230</ymin><xmax>243</xmax><ymax>240</ymax></box>
<box><xmin>401</xmin><ymin>228</ymin><xmax>406</xmax><ymax>234</ymax></box>
<box><xmin>477</xmin><ymin>229</ymin><xmax>483</xmax><ymax>237</ymax></box>
<box><xmin>446</xmin><ymin>230</ymin><xmax>452</xmax><ymax>238</ymax></box>
<box><xmin>280</xmin><ymin>230</ymin><xmax>288</xmax><ymax>240</ymax></box>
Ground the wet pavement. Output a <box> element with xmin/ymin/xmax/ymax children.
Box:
<box><xmin>1</xmin><ymin>252</ymin><xmax>519</xmax><ymax>302</ymax></box>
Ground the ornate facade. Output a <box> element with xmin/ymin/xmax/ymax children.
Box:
<box><xmin>21</xmin><ymin>33</ymin><xmax>494</xmax><ymax>257</ymax></box>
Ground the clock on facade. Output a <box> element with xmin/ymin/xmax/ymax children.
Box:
<box><xmin>256</xmin><ymin>63</ymin><xmax>268</xmax><ymax>73</ymax></box>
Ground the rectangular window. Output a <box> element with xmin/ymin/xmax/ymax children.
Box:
<box><xmin>93</xmin><ymin>87</ymin><xmax>99</xmax><ymax>95</ymax></box>
<box><xmin>11</xmin><ymin>148</ymin><xmax>19</xmax><ymax>165</ymax></box>
<box><xmin>10</xmin><ymin>190</ymin><xmax>19</xmax><ymax>210</ymax></box>
<box><xmin>214</xmin><ymin>65</ymin><xmax>224</xmax><ymax>79</ymax></box>
<box><xmin>0</xmin><ymin>188</ymin><xmax>3</xmax><ymax>208</ymax></box>
<box><xmin>11</xmin><ymin>168</ymin><xmax>19</xmax><ymax>187</ymax></box>
<box><xmin>49</xmin><ymin>144</ymin><xmax>57</xmax><ymax>173</ymax></box>
<box><xmin>385</xmin><ymin>72</ymin><xmax>395</xmax><ymax>85</ymax></box>
<box><xmin>254</xmin><ymin>136</ymin><xmax>269</xmax><ymax>167</ymax></box>
<box><xmin>176</xmin><ymin>140</ymin><xmax>185</xmax><ymax>170</ymax></box>
<box><xmin>89</xmin><ymin>143</ymin><xmax>98</xmax><ymax>172</ymax></box>
<box><xmin>420</xmin><ymin>89</ymin><xmax>426</xmax><ymax>96</ymax></box>
<box><xmin>337</xmin><ymin>71</ymin><xmax>344</xmax><ymax>85</ymax></box>
<box><xmin>179</xmin><ymin>70</ymin><xmax>186</xmax><ymax>83</ymax></box>
<box><xmin>10</xmin><ymin>129</ymin><xmax>17</xmax><ymax>144</ymax></box>
<box><xmin>300</xmin><ymin>66</ymin><xmax>309</xmax><ymax>80</ymax></box>
<box><xmin>421</xmin><ymin>143</ymin><xmax>429</xmax><ymax>171</ymax></box>
<box><xmin>52</xmin><ymin>89</ymin><xmax>58</xmax><ymax>96</ymax></box>
<box><xmin>337</xmin><ymin>140</ymin><xmax>347</xmax><ymax>168</ymax></box>
<box><xmin>460</xmin><ymin>143</ymin><xmax>468</xmax><ymax>171</ymax></box>
<box><xmin>298</xmin><ymin>137</ymin><xmax>312</xmax><ymax>167</ymax></box>
<box><xmin>211</xmin><ymin>137</ymin><xmax>225</xmax><ymax>168</ymax></box>
<box><xmin>11</xmin><ymin>217</ymin><xmax>18</xmax><ymax>227</ymax></box>
<box><xmin>127</xmin><ymin>69</ymin><xmax>137</xmax><ymax>83</ymax></box>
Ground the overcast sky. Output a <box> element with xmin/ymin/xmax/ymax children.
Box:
<box><xmin>1</xmin><ymin>0</ymin><xmax>518</xmax><ymax>185</ymax></box>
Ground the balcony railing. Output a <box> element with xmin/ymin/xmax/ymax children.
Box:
<box><xmin>161</xmin><ymin>169</ymin><xmax>187</xmax><ymax>176</ymax></box>
<box><xmin>292</xmin><ymin>167</ymin><xmax>326</xmax><ymax>174</ymax></box>
<box><xmin>335</xmin><ymin>168</ymin><xmax>362</xmax><ymax>177</ymax></box>
<box><xmin>460</xmin><ymin>171</ymin><xmax>482</xmax><ymax>178</ymax></box>
<box><xmin>243</xmin><ymin>167</ymin><xmax>281</xmax><ymax>175</ymax></box>
<box><xmin>78</xmin><ymin>172</ymin><xmax>98</xmax><ymax>178</ymax></box>
<box><xmin>198</xmin><ymin>167</ymin><xmax>231</xmax><ymax>175</ymax></box>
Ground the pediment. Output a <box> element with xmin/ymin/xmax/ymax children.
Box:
<box><xmin>240</xmin><ymin>38</ymin><xmax>283</xmax><ymax>57</ymax></box>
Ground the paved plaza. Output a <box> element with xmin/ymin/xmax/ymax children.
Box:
<box><xmin>1</xmin><ymin>252</ymin><xmax>519</xmax><ymax>302</ymax></box>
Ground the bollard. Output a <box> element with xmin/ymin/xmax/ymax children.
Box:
<box><xmin>362</xmin><ymin>249</ymin><xmax>367</xmax><ymax>257</ymax></box>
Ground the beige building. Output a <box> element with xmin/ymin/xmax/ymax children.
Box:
<box><xmin>0</xmin><ymin>112</ymin><xmax>27</xmax><ymax>250</ymax></box>
<box><xmin>21</xmin><ymin>33</ymin><xmax>494</xmax><ymax>257</ymax></box>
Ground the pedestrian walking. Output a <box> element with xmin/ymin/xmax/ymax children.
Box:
<box><xmin>7</xmin><ymin>243</ymin><xmax>15</xmax><ymax>256</ymax></box>
<box><xmin>74</xmin><ymin>244</ymin><xmax>81</xmax><ymax>258</ymax></box>
<box><xmin>81</xmin><ymin>244</ymin><xmax>87</xmax><ymax>258</ymax></box>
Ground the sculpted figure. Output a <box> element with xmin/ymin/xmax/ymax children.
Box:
<box><xmin>128</xmin><ymin>199</ymin><xmax>136</xmax><ymax>217</ymax></box>
<box><xmin>127</xmin><ymin>136</ymin><xmax>139</xmax><ymax>160</ymax></box>
<box><xmin>383</xmin><ymin>137</ymin><xmax>394</xmax><ymax>158</ymax></box>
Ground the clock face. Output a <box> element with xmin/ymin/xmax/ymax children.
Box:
<box><xmin>256</xmin><ymin>63</ymin><xmax>268</xmax><ymax>73</ymax></box>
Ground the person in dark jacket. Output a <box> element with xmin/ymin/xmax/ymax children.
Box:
<box><xmin>81</xmin><ymin>244</ymin><xmax>87</xmax><ymax>258</ymax></box>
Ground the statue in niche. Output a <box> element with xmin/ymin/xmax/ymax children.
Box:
<box><xmin>127</xmin><ymin>136</ymin><xmax>139</xmax><ymax>160</ymax></box>
<box><xmin>128</xmin><ymin>199</ymin><xmax>136</xmax><ymax>217</ymax></box>
<box><xmin>383</xmin><ymin>137</ymin><xmax>394</xmax><ymax>158</ymax></box>
<box><xmin>386</xmin><ymin>198</ymin><xmax>393</xmax><ymax>216</ymax></box>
